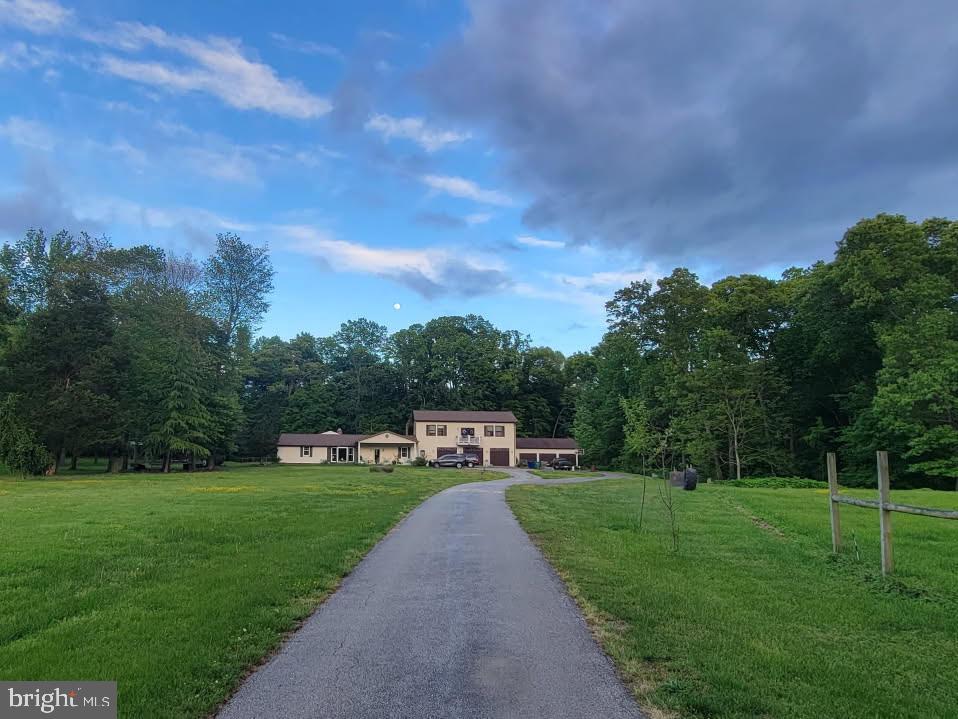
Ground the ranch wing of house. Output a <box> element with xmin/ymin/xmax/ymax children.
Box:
<box><xmin>276</xmin><ymin>409</ymin><xmax>580</xmax><ymax>467</ymax></box>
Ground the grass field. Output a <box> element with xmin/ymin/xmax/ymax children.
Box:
<box><xmin>507</xmin><ymin>478</ymin><xmax>958</xmax><ymax>719</ymax></box>
<box><xmin>0</xmin><ymin>462</ymin><xmax>502</xmax><ymax>718</ymax></box>
<box><xmin>529</xmin><ymin>469</ymin><xmax>605</xmax><ymax>479</ymax></box>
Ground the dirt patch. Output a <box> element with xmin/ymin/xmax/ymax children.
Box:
<box><xmin>730</xmin><ymin>502</ymin><xmax>785</xmax><ymax>538</ymax></box>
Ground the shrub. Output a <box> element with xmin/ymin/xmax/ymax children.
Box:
<box><xmin>722</xmin><ymin>476</ymin><xmax>826</xmax><ymax>489</ymax></box>
<box><xmin>0</xmin><ymin>398</ymin><xmax>52</xmax><ymax>476</ymax></box>
<box><xmin>368</xmin><ymin>465</ymin><xmax>395</xmax><ymax>473</ymax></box>
<box><xmin>411</xmin><ymin>456</ymin><xmax>427</xmax><ymax>467</ymax></box>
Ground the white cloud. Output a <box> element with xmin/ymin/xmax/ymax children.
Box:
<box><xmin>0</xmin><ymin>41</ymin><xmax>59</xmax><ymax>70</ymax></box>
<box><xmin>421</xmin><ymin>174</ymin><xmax>513</xmax><ymax>206</ymax></box>
<box><xmin>278</xmin><ymin>224</ymin><xmax>513</xmax><ymax>298</ymax></box>
<box><xmin>0</xmin><ymin>0</ymin><xmax>72</xmax><ymax>34</ymax></box>
<box><xmin>82</xmin><ymin>194</ymin><xmax>256</xmax><ymax>234</ymax></box>
<box><xmin>180</xmin><ymin>146</ymin><xmax>260</xmax><ymax>185</ymax></box>
<box><xmin>547</xmin><ymin>268</ymin><xmax>661</xmax><ymax>291</ymax></box>
<box><xmin>517</xmin><ymin>234</ymin><xmax>563</xmax><ymax>249</ymax></box>
<box><xmin>0</xmin><ymin>116</ymin><xmax>56</xmax><ymax>151</ymax></box>
<box><xmin>465</xmin><ymin>212</ymin><xmax>492</xmax><ymax>225</ymax></box>
<box><xmin>512</xmin><ymin>281</ymin><xmax>607</xmax><ymax>314</ymax></box>
<box><xmin>270</xmin><ymin>32</ymin><xmax>343</xmax><ymax>61</ymax></box>
<box><xmin>366</xmin><ymin>113</ymin><xmax>470</xmax><ymax>152</ymax></box>
<box><xmin>85</xmin><ymin>22</ymin><xmax>330</xmax><ymax>118</ymax></box>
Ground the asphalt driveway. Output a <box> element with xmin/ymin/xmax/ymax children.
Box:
<box><xmin>218</xmin><ymin>469</ymin><xmax>644</xmax><ymax>719</ymax></box>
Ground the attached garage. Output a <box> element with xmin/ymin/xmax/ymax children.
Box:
<box><xmin>515</xmin><ymin>437</ymin><xmax>580</xmax><ymax>467</ymax></box>
<box><xmin>437</xmin><ymin>446</ymin><xmax>457</xmax><ymax>458</ymax></box>
<box><xmin>465</xmin><ymin>447</ymin><xmax>484</xmax><ymax>465</ymax></box>
<box><xmin>489</xmin><ymin>448</ymin><xmax>510</xmax><ymax>467</ymax></box>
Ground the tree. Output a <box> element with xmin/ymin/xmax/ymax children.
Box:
<box><xmin>3</xmin><ymin>274</ymin><xmax>118</xmax><ymax>472</ymax></box>
<box><xmin>203</xmin><ymin>233</ymin><xmax>275</xmax><ymax>344</ymax></box>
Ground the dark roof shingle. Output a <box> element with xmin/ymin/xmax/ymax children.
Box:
<box><xmin>277</xmin><ymin>433</ymin><xmax>367</xmax><ymax>447</ymax></box>
<box><xmin>412</xmin><ymin>409</ymin><xmax>517</xmax><ymax>423</ymax></box>
<box><xmin>515</xmin><ymin>437</ymin><xmax>579</xmax><ymax>450</ymax></box>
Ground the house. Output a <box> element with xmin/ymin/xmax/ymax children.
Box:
<box><xmin>276</xmin><ymin>409</ymin><xmax>580</xmax><ymax>467</ymax></box>
<box><xmin>275</xmin><ymin>430</ymin><xmax>417</xmax><ymax>465</ymax></box>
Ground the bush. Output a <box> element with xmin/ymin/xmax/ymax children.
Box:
<box><xmin>0</xmin><ymin>398</ymin><xmax>52</xmax><ymax>476</ymax></box>
<box><xmin>722</xmin><ymin>476</ymin><xmax>826</xmax><ymax>489</ymax></box>
<box><xmin>411</xmin><ymin>456</ymin><xmax>427</xmax><ymax>467</ymax></box>
<box><xmin>369</xmin><ymin>465</ymin><xmax>394</xmax><ymax>473</ymax></box>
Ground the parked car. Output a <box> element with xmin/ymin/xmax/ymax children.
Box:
<box><xmin>551</xmin><ymin>458</ymin><xmax>575</xmax><ymax>471</ymax></box>
<box><xmin>429</xmin><ymin>453</ymin><xmax>479</xmax><ymax>468</ymax></box>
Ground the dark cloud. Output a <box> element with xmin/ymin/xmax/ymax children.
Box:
<box><xmin>0</xmin><ymin>162</ymin><xmax>105</xmax><ymax>239</ymax></box>
<box><xmin>390</xmin><ymin>259</ymin><xmax>513</xmax><ymax>300</ymax></box>
<box><xmin>421</xmin><ymin>1</ymin><xmax>958</xmax><ymax>270</ymax></box>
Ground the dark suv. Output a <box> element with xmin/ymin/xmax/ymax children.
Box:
<box><xmin>429</xmin><ymin>453</ymin><xmax>479</xmax><ymax>468</ymax></box>
<box><xmin>551</xmin><ymin>458</ymin><xmax>575</xmax><ymax>471</ymax></box>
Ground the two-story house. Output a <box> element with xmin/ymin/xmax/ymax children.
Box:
<box><xmin>275</xmin><ymin>409</ymin><xmax>579</xmax><ymax>467</ymax></box>
<box><xmin>408</xmin><ymin>410</ymin><xmax>517</xmax><ymax>467</ymax></box>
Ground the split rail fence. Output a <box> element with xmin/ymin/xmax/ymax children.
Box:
<box><xmin>826</xmin><ymin>451</ymin><xmax>958</xmax><ymax>575</ymax></box>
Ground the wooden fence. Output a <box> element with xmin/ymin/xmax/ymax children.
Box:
<box><xmin>827</xmin><ymin>451</ymin><xmax>958</xmax><ymax>575</ymax></box>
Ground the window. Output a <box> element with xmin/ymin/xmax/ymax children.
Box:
<box><xmin>495</xmin><ymin>425</ymin><xmax>505</xmax><ymax>437</ymax></box>
<box><xmin>400</xmin><ymin>446</ymin><xmax>410</xmax><ymax>459</ymax></box>
<box><xmin>426</xmin><ymin>424</ymin><xmax>436</xmax><ymax>436</ymax></box>
<box><xmin>332</xmin><ymin>447</ymin><xmax>354</xmax><ymax>463</ymax></box>
<box><xmin>437</xmin><ymin>425</ymin><xmax>447</xmax><ymax>436</ymax></box>
<box><xmin>300</xmin><ymin>446</ymin><xmax>312</xmax><ymax>457</ymax></box>
<box><xmin>420</xmin><ymin>450</ymin><xmax>425</xmax><ymax>458</ymax></box>
<box><xmin>484</xmin><ymin>425</ymin><xmax>494</xmax><ymax>436</ymax></box>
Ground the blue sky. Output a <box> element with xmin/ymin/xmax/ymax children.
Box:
<box><xmin>2</xmin><ymin>0</ymin><xmax>956</xmax><ymax>354</ymax></box>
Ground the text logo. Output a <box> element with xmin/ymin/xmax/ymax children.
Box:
<box><xmin>1</xmin><ymin>683</ymin><xmax>116</xmax><ymax>719</ymax></box>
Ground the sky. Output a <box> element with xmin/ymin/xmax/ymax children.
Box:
<box><xmin>2</xmin><ymin>0</ymin><xmax>957</xmax><ymax>354</ymax></box>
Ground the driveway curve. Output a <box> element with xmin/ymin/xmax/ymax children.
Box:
<box><xmin>218</xmin><ymin>469</ymin><xmax>644</xmax><ymax>719</ymax></box>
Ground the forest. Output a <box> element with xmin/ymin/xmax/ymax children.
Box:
<box><xmin>0</xmin><ymin>213</ymin><xmax>955</xmax><ymax>488</ymax></box>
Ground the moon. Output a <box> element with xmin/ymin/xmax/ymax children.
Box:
<box><xmin>393</xmin><ymin>303</ymin><xmax>401</xmax><ymax>310</ymax></box>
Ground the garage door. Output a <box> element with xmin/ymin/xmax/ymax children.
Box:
<box><xmin>464</xmin><ymin>447</ymin><xmax>483</xmax><ymax>465</ymax></box>
<box><xmin>538</xmin><ymin>453</ymin><xmax>558</xmax><ymax>464</ymax></box>
<box><xmin>558</xmin><ymin>453</ymin><xmax>576</xmax><ymax>462</ymax></box>
<box><xmin>437</xmin><ymin>447</ymin><xmax>456</xmax><ymax>458</ymax></box>
<box><xmin>489</xmin><ymin>448</ymin><xmax>510</xmax><ymax>467</ymax></box>
<box><xmin>518</xmin><ymin>453</ymin><xmax>537</xmax><ymax>462</ymax></box>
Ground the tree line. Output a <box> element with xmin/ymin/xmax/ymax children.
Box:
<box><xmin>576</xmin><ymin>214</ymin><xmax>958</xmax><ymax>489</ymax></box>
<box><xmin>1</xmin><ymin>213</ymin><xmax>955</xmax><ymax>487</ymax></box>
<box><xmin>0</xmin><ymin>230</ymin><xmax>574</xmax><ymax>474</ymax></box>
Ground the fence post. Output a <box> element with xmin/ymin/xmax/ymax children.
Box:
<box><xmin>826</xmin><ymin>452</ymin><xmax>841</xmax><ymax>553</ymax></box>
<box><xmin>876</xmin><ymin>451</ymin><xmax>894</xmax><ymax>576</ymax></box>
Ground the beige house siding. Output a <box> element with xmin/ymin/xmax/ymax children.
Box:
<box><xmin>359</xmin><ymin>445</ymin><xmax>411</xmax><ymax>464</ymax></box>
<box><xmin>358</xmin><ymin>432</ymin><xmax>416</xmax><ymax>464</ymax></box>
<box><xmin>277</xmin><ymin>445</ymin><xmax>324</xmax><ymax>464</ymax></box>
<box><xmin>414</xmin><ymin>420</ymin><xmax>516</xmax><ymax>466</ymax></box>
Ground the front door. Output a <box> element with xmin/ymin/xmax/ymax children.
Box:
<box><xmin>374</xmin><ymin>448</ymin><xmax>381</xmax><ymax>464</ymax></box>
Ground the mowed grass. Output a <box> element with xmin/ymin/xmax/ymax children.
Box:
<box><xmin>529</xmin><ymin>469</ymin><xmax>605</xmax><ymax>479</ymax></box>
<box><xmin>0</xmin><ymin>463</ymin><xmax>502</xmax><ymax>718</ymax></box>
<box><xmin>507</xmin><ymin>478</ymin><xmax>958</xmax><ymax>719</ymax></box>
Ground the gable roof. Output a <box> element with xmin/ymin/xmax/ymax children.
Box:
<box><xmin>360</xmin><ymin>431</ymin><xmax>417</xmax><ymax>443</ymax></box>
<box><xmin>277</xmin><ymin>433</ymin><xmax>367</xmax><ymax>447</ymax></box>
<box><xmin>412</xmin><ymin>409</ymin><xmax>517</xmax><ymax>423</ymax></box>
<box><xmin>515</xmin><ymin>437</ymin><xmax>579</xmax><ymax>450</ymax></box>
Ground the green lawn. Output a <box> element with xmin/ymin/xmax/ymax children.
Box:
<box><xmin>0</xmin><ymin>463</ymin><xmax>503</xmax><ymax>718</ymax></box>
<box><xmin>507</xmin><ymin>478</ymin><xmax>958</xmax><ymax>719</ymax></box>
<box><xmin>529</xmin><ymin>469</ymin><xmax>605</xmax><ymax>479</ymax></box>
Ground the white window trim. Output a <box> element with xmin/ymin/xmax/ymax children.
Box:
<box><xmin>300</xmin><ymin>446</ymin><xmax>312</xmax><ymax>458</ymax></box>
